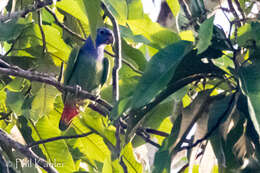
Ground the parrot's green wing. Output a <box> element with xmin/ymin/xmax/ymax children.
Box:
<box><xmin>63</xmin><ymin>46</ymin><xmax>80</xmax><ymax>86</ymax></box>
<box><xmin>100</xmin><ymin>57</ymin><xmax>109</xmax><ymax>86</ymax></box>
<box><xmin>62</xmin><ymin>46</ymin><xmax>80</xmax><ymax>102</ymax></box>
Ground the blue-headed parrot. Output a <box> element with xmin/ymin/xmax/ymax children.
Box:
<box><xmin>59</xmin><ymin>27</ymin><xmax>114</xmax><ymax>131</ymax></box>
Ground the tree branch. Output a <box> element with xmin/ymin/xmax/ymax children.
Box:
<box><xmin>136</xmin><ymin>129</ymin><xmax>160</xmax><ymax>148</ymax></box>
<box><xmin>27</xmin><ymin>131</ymin><xmax>93</xmax><ymax>148</ymax></box>
<box><xmin>0</xmin><ymin>129</ymin><xmax>58</xmax><ymax>173</ymax></box>
<box><xmin>101</xmin><ymin>4</ymin><xmax>125</xmax><ymax>171</ymax></box>
<box><xmin>0</xmin><ymin>61</ymin><xmax>113</xmax><ymax>111</ymax></box>
<box><xmin>101</xmin><ymin>2</ymin><xmax>122</xmax><ymax>103</ymax></box>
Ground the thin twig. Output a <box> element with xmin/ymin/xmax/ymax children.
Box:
<box><xmin>145</xmin><ymin>128</ymin><xmax>169</xmax><ymax>137</ymax></box>
<box><xmin>178</xmin><ymin>0</ymin><xmax>192</xmax><ymax>21</ymax></box>
<box><xmin>0</xmin><ymin>0</ymin><xmax>56</xmax><ymax>22</ymax></box>
<box><xmin>115</xmin><ymin>120</ymin><xmax>121</xmax><ymax>157</ymax></box>
<box><xmin>234</xmin><ymin>0</ymin><xmax>246</xmax><ymax>23</ymax></box>
<box><xmin>104</xmin><ymin>50</ymin><xmax>143</xmax><ymax>74</ymax></box>
<box><xmin>44</xmin><ymin>6</ymin><xmax>85</xmax><ymax>42</ymax></box>
<box><xmin>27</xmin><ymin>131</ymin><xmax>93</xmax><ymax>148</ymax></box>
<box><xmin>0</xmin><ymin>129</ymin><xmax>58</xmax><ymax>173</ymax></box>
<box><xmin>101</xmin><ymin>2</ymin><xmax>121</xmax><ymax>103</ymax></box>
<box><xmin>227</xmin><ymin>0</ymin><xmax>241</xmax><ymax>27</ymax></box>
<box><xmin>57</xmin><ymin>61</ymin><xmax>64</xmax><ymax>82</ymax></box>
<box><xmin>136</xmin><ymin>130</ymin><xmax>160</xmax><ymax>148</ymax></box>
<box><xmin>37</xmin><ymin>9</ymin><xmax>46</xmax><ymax>53</ymax></box>
<box><xmin>88</xmin><ymin>103</ymin><xmax>109</xmax><ymax>116</ymax></box>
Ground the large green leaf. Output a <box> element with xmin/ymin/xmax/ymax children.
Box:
<box><xmin>32</xmin><ymin>114</ymin><xmax>77</xmax><ymax>173</ymax></box>
<box><xmin>127</xmin><ymin>15</ymin><xmax>180</xmax><ymax>48</ymax></box>
<box><xmin>196</xmin><ymin>16</ymin><xmax>215</xmax><ymax>54</ymax></box>
<box><xmin>169</xmin><ymin>49</ymin><xmax>225</xmax><ymax>84</ymax></box>
<box><xmin>0</xmin><ymin>19</ymin><xmax>29</xmax><ymax>41</ymax></box>
<box><xmin>16</xmin><ymin>23</ymin><xmax>71</xmax><ymax>66</ymax></box>
<box><xmin>101</xmin><ymin>63</ymin><xmax>141</xmax><ymax>104</ymax></box>
<box><xmin>81</xmin><ymin>0</ymin><xmax>102</xmax><ymax>41</ymax></box>
<box><xmin>131</xmin><ymin>41</ymin><xmax>193</xmax><ymax>109</ymax></box>
<box><xmin>122</xmin><ymin>39</ymin><xmax>147</xmax><ymax>71</ymax></box>
<box><xmin>239</xmin><ymin>51</ymin><xmax>260</xmax><ymax>136</ymax></box>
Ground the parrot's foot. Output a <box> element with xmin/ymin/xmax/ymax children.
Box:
<box><xmin>75</xmin><ymin>85</ymin><xmax>82</xmax><ymax>98</ymax></box>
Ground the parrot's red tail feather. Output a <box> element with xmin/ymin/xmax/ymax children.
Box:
<box><xmin>59</xmin><ymin>104</ymin><xmax>79</xmax><ymax>131</ymax></box>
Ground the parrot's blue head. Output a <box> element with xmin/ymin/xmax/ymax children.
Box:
<box><xmin>96</xmin><ymin>27</ymin><xmax>114</xmax><ymax>47</ymax></box>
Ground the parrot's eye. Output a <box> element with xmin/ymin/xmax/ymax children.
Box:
<box><xmin>100</xmin><ymin>30</ymin><xmax>104</xmax><ymax>34</ymax></box>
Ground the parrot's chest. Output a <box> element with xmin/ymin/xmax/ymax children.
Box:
<box><xmin>76</xmin><ymin>57</ymin><xmax>103</xmax><ymax>92</ymax></box>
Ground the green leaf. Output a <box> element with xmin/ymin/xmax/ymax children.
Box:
<box><xmin>110</xmin><ymin>96</ymin><xmax>131</xmax><ymax>120</ymax></box>
<box><xmin>17</xmin><ymin>116</ymin><xmax>46</xmax><ymax>159</ymax></box>
<box><xmin>170</xmin><ymin>50</ymin><xmax>225</xmax><ymax>84</ymax></box>
<box><xmin>121</xmin><ymin>143</ymin><xmax>143</xmax><ymax>173</ymax></box>
<box><xmin>104</xmin><ymin>0</ymin><xmax>127</xmax><ymax>24</ymax></box>
<box><xmin>0</xmin><ymin>19</ymin><xmax>28</xmax><ymax>41</ymax></box>
<box><xmin>30</xmin><ymin>85</ymin><xmax>58</xmax><ymax>122</ymax></box>
<box><xmin>166</xmin><ymin>0</ymin><xmax>180</xmax><ymax>17</ymax></box>
<box><xmin>153</xmin><ymin>114</ymin><xmax>182</xmax><ymax>173</ymax></box>
<box><xmin>239</xmin><ymin>53</ymin><xmax>260</xmax><ymax>136</ymax></box>
<box><xmin>237</xmin><ymin>22</ymin><xmax>260</xmax><ymax>48</ymax></box>
<box><xmin>120</xmin><ymin>25</ymin><xmax>150</xmax><ymax>44</ymax></box>
<box><xmin>81</xmin><ymin>109</ymin><xmax>117</xmax><ymax>147</ymax></box>
<box><xmin>196</xmin><ymin>16</ymin><xmax>215</xmax><ymax>54</ymax></box>
<box><xmin>127</xmin><ymin>0</ymin><xmax>144</xmax><ymax>19</ymax></box>
<box><xmin>81</xmin><ymin>0</ymin><xmax>102</xmax><ymax>41</ymax></box>
<box><xmin>101</xmin><ymin>63</ymin><xmax>141</xmax><ymax>103</ymax></box>
<box><xmin>32</xmin><ymin>114</ymin><xmax>77</xmax><ymax>172</ymax></box>
<box><xmin>102</xmin><ymin>156</ymin><xmax>113</xmax><ymax>173</ymax></box>
<box><xmin>122</xmin><ymin>39</ymin><xmax>147</xmax><ymax>71</ymax></box>
<box><xmin>131</xmin><ymin>41</ymin><xmax>193</xmax><ymax>109</ymax></box>
<box><xmin>18</xmin><ymin>23</ymin><xmax>71</xmax><ymax>66</ymax></box>
<box><xmin>127</xmin><ymin>15</ymin><xmax>180</xmax><ymax>48</ymax></box>
<box><xmin>5</xmin><ymin>90</ymin><xmax>25</xmax><ymax>115</ymax></box>
<box><xmin>57</xmin><ymin>0</ymin><xmax>88</xmax><ymax>23</ymax></box>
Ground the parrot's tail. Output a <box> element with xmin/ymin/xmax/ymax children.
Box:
<box><xmin>59</xmin><ymin>104</ymin><xmax>79</xmax><ymax>131</ymax></box>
